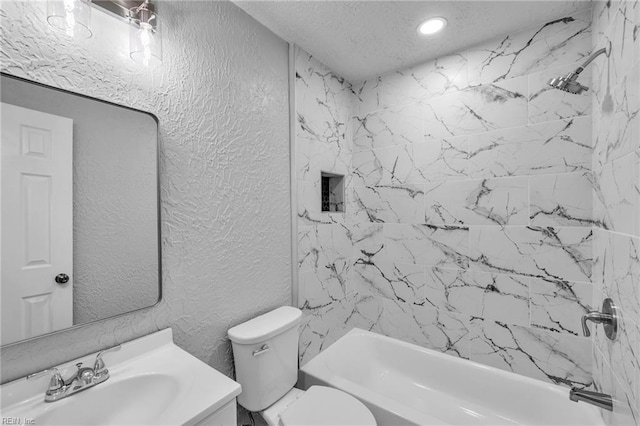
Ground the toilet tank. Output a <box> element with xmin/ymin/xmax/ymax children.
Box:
<box><xmin>228</xmin><ymin>306</ymin><xmax>302</xmax><ymax>412</ymax></box>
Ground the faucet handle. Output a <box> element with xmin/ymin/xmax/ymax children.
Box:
<box><xmin>93</xmin><ymin>344</ymin><xmax>121</xmax><ymax>377</ymax></box>
<box><xmin>581</xmin><ymin>298</ymin><xmax>618</xmax><ymax>340</ymax></box>
<box><xmin>581</xmin><ymin>311</ymin><xmax>602</xmax><ymax>337</ymax></box>
<box><xmin>27</xmin><ymin>367</ymin><xmax>65</xmax><ymax>392</ymax></box>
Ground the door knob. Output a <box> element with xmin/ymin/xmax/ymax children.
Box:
<box><xmin>55</xmin><ymin>273</ymin><xmax>70</xmax><ymax>284</ymax></box>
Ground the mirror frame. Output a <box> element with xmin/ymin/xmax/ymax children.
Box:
<box><xmin>0</xmin><ymin>72</ymin><xmax>162</xmax><ymax>348</ymax></box>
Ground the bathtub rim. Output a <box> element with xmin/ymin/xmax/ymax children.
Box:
<box><xmin>300</xmin><ymin>327</ymin><xmax>603</xmax><ymax>426</ymax></box>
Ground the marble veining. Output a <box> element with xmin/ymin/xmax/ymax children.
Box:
<box><xmin>469</xmin><ymin>318</ymin><xmax>593</xmax><ymax>388</ymax></box>
<box><xmin>423</xmin><ymin>77</ymin><xmax>528</xmax><ymax>139</ymax></box>
<box><xmin>295</xmin><ymin>8</ymin><xmax>607</xmax><ymax>395</ymax></box>
<box><xmin>468</xmin><ymin>117</ymin><xmax>592</xmax><ymax>178</ymax></box>
<box><xmin>296</xmin><ymin>47</ymin><xmax>353</xmax><ymax>230</ymax></box>
<box><xmin>592</xmin><ymin>151</ymin><xmax>640</xmax><ymax>235</ymax></box>
<box><xmin>590</xmin><ymin>2</ymin><xmax>640</xmax><ymax>423</ymax></box>
<box><xmin>351</xmin><ymin>145</ymin><xmax>416</xmax><ymax>187</ymax></box>
<box><xmin>594</xmin><ymin>229</ymin><xmax>640</xmax><ymax>324</ymax></box>
<box><xmin>349</xmin><ymin>260</ymin><xmax>426</xmax><ymax>306</ymax></box>
<box><xmin>377</xmin><ymin>299</ymin><xmax>470</xmax><ymax>359</ymax></box>
<box><xmin>466</xmin><ymin>10</ymin><xmax>592</xmax><ymax>85</ymax></box>
<box><xmin>470</xmin><ymin>226</ymin><xmax>593</xmax><ymax>284</ymax></box>
<box><xmin>298</xmin><ymin>224</ymin><xmax>353</xmax><ymax>309</ymax></box>
<box><xmin>529</xmin><ymin>279</ymin><xmax>593</xmax><ymax>336</ymax></box>
<box><xmin>424</xmin><ymin>268</ymin><xmax>530</xmax><ymax>326</ymax></box>
<box><xmin>381</xmin><ymin>54</ymin><xmax>468</xmax><ymax>109</ymax></box>
<box><xmin>413</xmin><ymin>136</ymin><xmax>469</xmax><ymax>182</ymax></box>
<box><xmin>351</xmin><ymin>78</ymin><xmax>382</xmax><ymax>116</ymax></box>
<box><xmin>383</xmin><ymin>224</ymin><xmax>470</xmax><ymax>269</ymax></box>
<box><xmin>349</xmin><ymin>222</ymin><xmax>384</xmax><ymax>260</ymax></box>
<box><xmin>353</xmin><ymin>103</ymin><xmax>423</xmax><ymax>152</ymax></box>
<box><xmin>423</xmin><ymin>177</ymin><xmax>529</xmax><ymax>226</ymax></box>
<box><xmin>348</xmin><ymin>185</ymin><xmax>424</xmax><ymax>224</ymax></box>
<box><xmin>593</xmin><ymin>62</ymin><xmax>640</xmax><ymax>168</ymax></box>
<box><xmin>529</xmin><ymin>172</ymin><xmax>599</xmax><ymax>228</ymax></box>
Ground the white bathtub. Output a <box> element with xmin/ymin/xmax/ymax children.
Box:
<box><xmin>300</xmin><ymin>328</ymin><xmax>604</xmax><ymax>426</ymax></box>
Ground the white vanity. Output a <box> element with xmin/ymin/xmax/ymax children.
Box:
<box><xmin>1</xmin><ymin>329</ymin><xmax>241</xmax><ymax>425</ymax></box>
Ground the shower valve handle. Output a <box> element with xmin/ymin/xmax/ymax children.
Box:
<box><xmin>581</xmin><ymin>311</ymin><xmax>612</xmax><ymax>337</ymax></box>
<box><xmin>581</xmin><ymin>298</ymin><xmax>618</xmax><ymax>340</ymax></box>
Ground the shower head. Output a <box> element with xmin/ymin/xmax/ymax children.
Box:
<box><xmin>547</xmin><ymin>72</ymin><xmax>589</xmax><ymax>94</ymax></box>
<box><xmin>547</xmin><ymin>46</ymin><xmax>608</xmax><ymax>95</ymax></box>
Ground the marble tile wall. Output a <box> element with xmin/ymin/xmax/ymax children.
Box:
<box><xmin>590</xmin><ymin>1</ymin><xmax>640</xmax><ymax>425</ymax></box>
<box><xmin>295</xmin><ymin>8</ymin><xmax>630</xmax><ymax>397</ymax></box>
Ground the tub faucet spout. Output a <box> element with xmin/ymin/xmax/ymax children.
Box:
<box><xmin>570</xmin><ymin>388</ymin><xmax>613</xmax><ymax>411</ymax></box>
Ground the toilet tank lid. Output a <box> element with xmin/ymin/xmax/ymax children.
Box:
<box><xmin>228</xmin><ymin>306</ymin><xmax>302</xmax><ymax>344</ymax></box>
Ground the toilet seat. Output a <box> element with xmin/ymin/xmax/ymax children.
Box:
<box><xmin>278</xmin><ymin>386</ymin><xmax>376</xmax><ymax>426</ymax></box>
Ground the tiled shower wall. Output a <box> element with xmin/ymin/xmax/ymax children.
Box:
<box><xmin>297</xmin><ymin>9</ymin><xmax>609</xmax><ymax>391</ymax></box>
<box><xmin>295</xmin><ymin>47</ymin><xmax>355</xmax><ymax>351</ymax></box>
<box><xmin>591</xmin><ymin>1</ymin><xmax>640</xmax><ymax>424</ymax></box>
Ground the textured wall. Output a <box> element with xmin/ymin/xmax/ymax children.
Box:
<box><xmin>0</xmin><ymin>0</ymin><xmax>291</xmax><ymax>384</ymax></box>
<box><xmin>591</xmin><ymin>1</ymin><xmax>640</xmax><ymax>424</ymax></box>
<box><xmin>297</xmin><ymin>10</ymin><xmax>599</xmax><ymax>390</ymax></box>
<box><xmin>1</xmin><ymin>74</ymin><xmax>159</xmax><ymax>325</ymax></box>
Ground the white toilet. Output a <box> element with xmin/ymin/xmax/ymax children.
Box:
<box><xmin>228</xmin><ymin>306</ymin><xmax>377</xmax><ymax>426</ymax></box>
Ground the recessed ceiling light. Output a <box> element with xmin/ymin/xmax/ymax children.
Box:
<box><xmin>417</xmin><ymin>17</ymin><xmax>447</xmax><ymax>36</ymax></box>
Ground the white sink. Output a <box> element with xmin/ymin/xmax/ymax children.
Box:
<box><xmin>1</xmin><ymin>329</ymin><xmax>242</xmax><ymax>425</ymax></box>
<box><xmin>35</xmin><ymin>374</ymin><xmax>180</xmax><ymax>425</ymax></box>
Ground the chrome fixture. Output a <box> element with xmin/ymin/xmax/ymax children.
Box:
<box><xmin>570</xmin><ymin>388</ymin><xmax>613</xmax><ymax>411</ymax></box>
<box><xmin>547</xmin><ymin>46</ymin><xmax>608</xmax><ymax>94</ymax></box>
<box><xmin>582</xmin><ymin>298</ymin><xmax>618</xmax><ymax>340</ymax></box>
<box><xmin>252</xmin><ymin>344</ymin><xmax>270</xmax><ymax>356</ymax></box>
<box><xmin>95</xmin><ymin>0</ymin><xmax>162</xmax><ymax>66</ymax></box>
<box><xmin>27</xmin><ymin>345</ymin><xmax>121</xmax><ymax>402</ymax></box>
<box><xmin>93</xmin><ymin>0</ymin><xmax>153</xmax><ymax>19</ymax></box>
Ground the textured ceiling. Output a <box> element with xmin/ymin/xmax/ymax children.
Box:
<box><xmin>233</xmin><ymin>0</ymin><xmax>591</xmax><ymax>81</ymax></box>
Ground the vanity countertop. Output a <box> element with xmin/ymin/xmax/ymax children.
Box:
<box><xmin>1</xmin><ymin>328</ymin><xmax>242</xmax><ymax>425</ymax></box>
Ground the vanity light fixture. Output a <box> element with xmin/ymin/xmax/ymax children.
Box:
<box><xmin>129</xmin><ymin>0</ymin><xmax>162</xmax><ymax>67</ymax></box>
<box><xmin>417</xmin><ymin>17</ymin><xmax>447</xmax><ymax>36</ymax></box>
<box><xmin>46</xmin><ymin>0</ymin><xmax>162</xmax><ymax>66</ymax></box>
<box><xmin>46</xmin><ymin>0</ymin><xmax>93</xmax><ymax>39</ymax></box>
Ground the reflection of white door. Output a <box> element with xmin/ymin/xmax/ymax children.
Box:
<box><xmin>1</xmin><ymin>103</ymin><xmax>73</xmax><ymax>345</ymax></box>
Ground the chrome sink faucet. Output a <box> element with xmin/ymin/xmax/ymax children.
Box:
<box><xmin>27</xmin><ymin>345</ymin><xmax>121</xmax><ymax>402</ymax></box>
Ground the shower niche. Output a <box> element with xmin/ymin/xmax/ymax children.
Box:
<box><xmin>321</xmin><ymin>172</ymin><xmax>344</xmax><ymax>213</ymax></box>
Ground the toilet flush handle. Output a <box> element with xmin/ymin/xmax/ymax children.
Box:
<box><xmin>252</xmin><ymin>344</ymin><xmax>270</xmax><ymax>356</ymax></box>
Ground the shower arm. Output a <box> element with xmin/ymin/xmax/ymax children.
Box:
<box><xmin>574</xmin><ymin>47</ymin><xmax>607</xmax><ymax>75</ymax></box>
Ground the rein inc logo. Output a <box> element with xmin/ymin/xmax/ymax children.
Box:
<box><xmin>1</xmin><ymin>418</ymin><xmax>35</xmax><ymax>425</ymax></box>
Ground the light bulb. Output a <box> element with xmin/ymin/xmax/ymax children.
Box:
<box><xmin>129</xmin><ymin>5</ymin><xmax>162</xmax><ymax>66</ymax></box>
<box><xmin>64</xmin><ymin>0</ymin><xmax>76</xmax><ymax>37</ymax></box>
<box><xmin>139</xmin><ymin>25</ymin><xmax>153</xmax><ymax>67</ymax></box>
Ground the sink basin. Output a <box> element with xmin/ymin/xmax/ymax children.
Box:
<box><xmin>36</xmin><ymin>374</ymin><xmax>180</xmax><ymax>425</ymax></box>
<box><xmin>1</xmin><ymin>329</ymin><xmax>242</xmax><ymax>425</ymax></box>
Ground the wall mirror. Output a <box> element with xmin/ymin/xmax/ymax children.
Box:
<box><xmin>0</xmin><ymin>73</ymin><xmax>161</xmax><ymax>346</ymax></box>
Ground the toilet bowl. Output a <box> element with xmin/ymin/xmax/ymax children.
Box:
<box><xmin>228</xmin><ymin>307</ymin><xmax>376</xmax><ymax>426</ymax></box>
<box><xmin>262</xmin><ymin>386</ymin><xmax>375</xmax><ymax>426</ymax></box>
